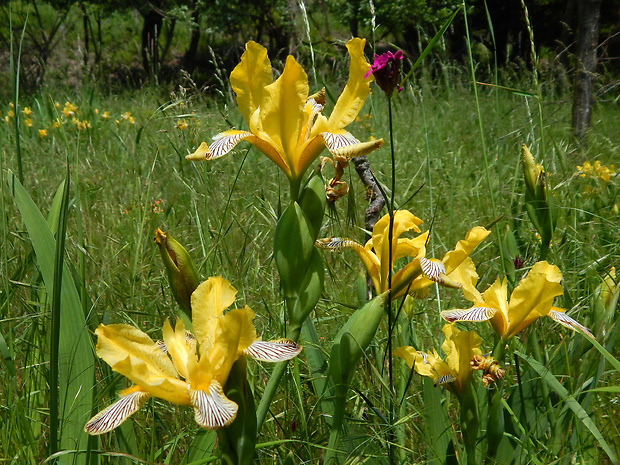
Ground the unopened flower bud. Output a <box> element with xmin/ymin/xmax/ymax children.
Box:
<box><xmin>521</xmin><ymin>144</ymin><xmax>544</xmax><ymax>198</ymax></box>
<box><xmin>154</xmin><ymin>229</ymin><xmax>200</xmax><ymax>315</ymax></box>
<box><xmin>364</xmin><ymin>50</ymin><xmax>404</xmax><ymax>97</ymax></box>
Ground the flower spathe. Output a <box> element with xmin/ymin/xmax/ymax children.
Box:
<box><xmin>395</xmin><ymin>324</ymin><xmax>482</xmax><ymax>397</ymax></box>
<box><xmin>441</xmin><ymin>261</ymin><xmax>594</xmax><ymax>340</ymax></box>
<box><xmin>315</xmin><ymin>210</ymin><xmax>490</xmax><ymax>300</ymax></box>
<box><xmin>85</xmin><ymin>277</ymin><xmax>302</xmax><ymax>434</ymax></box>
<box><xmin>186</xmin><ymin>38</ymin><xmax>383</xmax><ymax>197</ymax></box>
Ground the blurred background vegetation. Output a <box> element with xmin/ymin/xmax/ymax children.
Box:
<box><xmin>1</xmin><ymin>0</ymin><xmax>618</xmax><ymax>96</ymax></box>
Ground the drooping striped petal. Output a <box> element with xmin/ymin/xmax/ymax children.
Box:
<box><xmin>244</xmin><ymin>338</ymin><xmax>302</xmax><ymax>362</ymax></box>
<box><xmin>329</xmin><ymin>138</ymin><xmax>384</xmax><ymax>159</ymax></box>
<box><xmin>84</xmin><ymin>388</ymin><xmax>151</xmax><ymax>435</ymax></box>
<box><xmin>548</xmin><ymin>309</ymin><xmax>594</xmax><ymax>338</ymax></box>
<box><xmin>435</xmin><ymin>373</ymin><xmax>457</xmax><ymax>386</ymax></box>
<box><xmin>322</xmin><ymin>131</ymin><xmax>359</xmax><ymax>152</ymax></box>
<box><xmin>441</xmin><ymin>306</ymin><xmax>498</xmax><ymax>323</ymax></box>
<box><xmin>420</xmin><ymin>258</ymin><xmax>445</xmax><ymax>282</ymax></box>
<box><xmin>190</xmin><ymin>380</ymin><xmax>238</xmax><ymax>429</ymax></box>
<box><xmin>208</xmin><ymin>130</ymin><xmax>255</xmax><ymax>159</ymax></box>
<box><xmin>186</xmin><ymin>141</ymin><xmax>210</xmax><ymax>161</ymax></box>
<box><xmin>316</xmin><ymin>236</ymin><xmax>381</xmax><ymax>292</ymax></box>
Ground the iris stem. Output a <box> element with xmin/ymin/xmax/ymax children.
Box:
<box><xmin>386</xmin><ymin>94</ymin><xmax>396</xmax><ymax>465</ymax></box>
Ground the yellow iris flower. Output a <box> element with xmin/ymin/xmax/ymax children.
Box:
<box><xmin>85</xmin><ymin>276</ymin><xmax>301</xmax><ymax>434</ymax></box>
<box><xmin>187</xmin><ymin>38</ymin><xmax>383</xmax><ymax>197</ymax></box>
<box><xmin>441</xmin><ymin>261</ymin><xmax>593</xmax><ymax>340</ymax></box>
<box><xmin>395</xmin><ymin>324</ymin><xmax>482</xmax><ymax>397</ymax></box>
<box><xmin>316</xmin><ymin>210</ymin><xmax>490</xmax><ymax>300</ymax></box>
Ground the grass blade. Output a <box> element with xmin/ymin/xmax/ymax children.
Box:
<box><xmin>9</xmin><ymin>170</ymin><xmax>94</xmax><ymax>463</ymax></box>
<box><xmin>515</xmin><ymin>350</ymin><xmax>618</xmax><ymax>464</ymax></box>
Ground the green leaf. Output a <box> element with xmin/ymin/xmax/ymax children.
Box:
<box><xmin>515</xmin><ymin>350</ymin><xmax>619</xmax><ymax>465</ymax></box>
<box><xmin>421</xmin><ymin>376</ymin><xmax>453</xmax><ymax>465</ymax></box>
<box><xmin>298</xmin><ymin>174</ymin><xmax>326</xmax><ymax>240</ymax></box>
<box><xmin>300</xmin><ymin>317</ymin><xmax>332</xmax><ymax>419</ymax></box>
<box><xmin>218</xmin><ymin>358</ymin><xmax>257</xmax><ymax>465</ymax></box>
<box><xmin>274</xmin><ymin>202</ymin><xmax>315</xmax><ymax>298</ymax></box>
<box><xmin>324</xmin><ymin>293</ymin><xmax>388</xmax><ymax>464</ymax></box>
<box><xmin>181</xmin><ymin>430</ymin><xmax>216</xmax><ymax>465</ymax></box>
<box><xmin>9</xmin><ymin>171</ymin><xmax>94</xmax><ymax>463</ymax></box>
<box><xmin>290</xmin><ymin>249</ymin><xmax>324</xmax><ymax>326</ymax></box>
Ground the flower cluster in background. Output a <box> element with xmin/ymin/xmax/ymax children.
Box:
<box><xmin>577</xmin><ymin>160</ymin><xmax>616</xmax><ymax>183</ymax></box>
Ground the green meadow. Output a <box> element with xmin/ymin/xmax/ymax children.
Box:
<box><xmin>1</xmin><ymin>3</ymin><xmax>619</xmax><ymax>465</ymax></box>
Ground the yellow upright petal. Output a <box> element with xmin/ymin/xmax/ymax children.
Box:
<box><xmin>370</xmin><ymin>211</ymin><xmax>423</xmax><ymax>288</ymax></box>
<box><xmin>442</xmin><ymin>324</ymin><xmax>481</xmax><ymax>393</ymax></box>
<box><xmin>505</xmin><ymin>261</ymin><xmax>563</xmax><ymax>338</ymax></box>
<box><xmin>191</xmin><ymin>277</ymin><xmax>238</xmax><ymax>353</ymax></box>
<box><xmin>442</xmin><ymin>226</ymin><xmax>490</xmax><ymax>275</ymax></box>
<box><xmin>230</xmin><ymin>41</ymin><xmax>273</xmax><ymax>124</ymax></box>
<box><xmin>416</xmin><ymin>349</ymin><xmax>450</xmax><ymax>384</ymax></box>
<box><xmin>162</xmin><ymin>319</ymin><xmax>194</xmax><ymax>380</ymax></box>
<box><xmin>393</xmin><ymin>346</ymin><xmax>420</xmax><ymax>368</ymax></box>
<box><xmin>208</xmin><ymin>307</ymin><xmax>257</xmax><ymax>386</ymax></box>
<box><xmin>449</xmin><ymin>257</ymin><xmax>483</xmax><ymax>302</ymax></box>
<box><xmin>260</xmin><ymin>55</ymin><xmax>308</xmax><ymax>177</ymax></box>
<box><xmin>393</xmin><ymin>232</ymin><xmax>428</xmax><ymax>261</ymax></box>
<box><xmin>483</xmin><ymin>278</ymin><xmax>510</xmax><ymax>337</ymax></box>
<box><xmin>328</xmin><ymin>38</ymin><xmax>372</xmax><ymax>130</ymax></box>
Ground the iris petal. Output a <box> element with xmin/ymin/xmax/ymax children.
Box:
<box><xmin>328</xmin><ymin>38</ymin><xmax>372</xmax><ymax>130</ymax></box>
<box><xmin>84</xmin><ymin>388</ymin><xmax>151</xmax><ymax>435</ymax></box>
<box><xmin>190</xmin><ymin>381</ymin><xmax>239</xmax><ymax>429</ymax></box>
<box><xmin>244</xmin><ymin>339</ymin><xmax>303</xmax><ymax>361</ymax></box>
<box><xmin>230</xmin><ymin>41</ymin><xmax>273</xmax><ymax>124</ymax></box>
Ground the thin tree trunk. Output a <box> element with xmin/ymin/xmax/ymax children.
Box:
<box><xmin>142</xmin><ymin>10</ymin><xmax>164</xmax><ymax>80</ymax></box>
<box><xmin>184</xmin><ymin>9</ymin><xmax>201</xmax><ymax>71</ymax></box>
<box><xmin>572</xmin><ymin>0</ymin><xmax>602</xmax><ymax>143</ymax></box>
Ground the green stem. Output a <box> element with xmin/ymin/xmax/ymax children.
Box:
<box><xmin>386</xmin><ymin>95</ymin><xmax>397</xmax><ymax>465</ymax></box>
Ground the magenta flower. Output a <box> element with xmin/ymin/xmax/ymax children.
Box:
<box><xmin>364</xmin><ymin>50</ymin><xmax>404</xmax><ymax>97</ymax></box>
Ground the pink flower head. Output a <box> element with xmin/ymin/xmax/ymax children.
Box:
<box><xmin>364</xmin><ymin>50</ymin><xmax>404</xmax><ymax>97</ymax></box>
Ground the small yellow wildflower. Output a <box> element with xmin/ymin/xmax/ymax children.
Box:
<box><xmin>121</xmin><ymin>112</ymin><xmax>135</xmax><ymax>124</ymax></box>
<box><xmin>8</xmin><ymin>110</ymin><xmax>15</xmax><ymax>118</ymax></box>
<box><xmin>101</xmin><ymin>111</ymin><xmax>110</xmax><ymax>120</ymax></box>
<box><xmin>576</xmin><ymin>160</ymin><xmax>616</xmax><ymax>183</ymax></box>
<box><xmin>53</xmin><ymin>118</ymin><xmax>62</xmax><ymax>128</ymax></box>
<box><xmin>176</xmin><ymin>119</ymin><xmax>189</xmax><ymax>130</ymax></box>
<box><xmin>63</xmin><ymin>102</ymin><xmax>77</xmax><ymax>117</ymax></box>
<box><xmin>25</xmin><ymin>118</ymin><xmax>33</xmax><ymax>127</ymax></box>
<box><xmin>23</xmin><ymin>107</ymin><xmax>32</xmax><ymax>117</ymax></box>
<box><xmin>55</xmin><ymin>102</ymin><xmax>60</xmax><ymax>109</ymax></box>
<box><xmin>9</xmin><ymin>102</ymin><xmax>14</xmax><ymax>108</ymax></box>
<box><xmin>39</xmin><ymin>129</ymin><xmax>48</xmax><ymax>138</ymax></box>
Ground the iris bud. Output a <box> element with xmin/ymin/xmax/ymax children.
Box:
<box><xmin>154</xmin><ymin>229</ymin><xmax>200</xmax><ymax>315</ymax></box>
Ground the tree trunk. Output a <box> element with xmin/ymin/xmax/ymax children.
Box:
<box><xmin>571</xmin><ymin>0</ymin><xmax>602</xmax><ymax>143</ymax></box>
<box><xmin>141</xmin><ymin>10</ymin><xmax>164</xmax><ymax>80</ymax></box>
<box><xmin>184</xmin><ymin>9</ymin><xmax>201</xmax><ymax>72</ymax></box>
